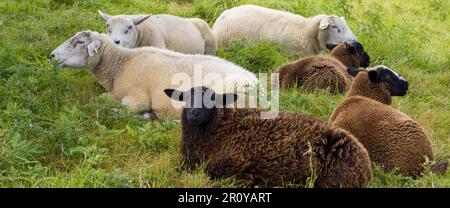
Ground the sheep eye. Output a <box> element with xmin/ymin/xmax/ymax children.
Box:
<box><xmin>330</xmin><ymin>26</ymin><xmax>340</xmax><ymax>32</ymax></box>
<box><xmin>76</xmin><ymin>40</ymin><xmax>85</xmax><ymax>45</ymax></box>
<box><xmin>125</xmin><ymin>26</ymin><xmax>132</xmax><ymax>34</ymax></box>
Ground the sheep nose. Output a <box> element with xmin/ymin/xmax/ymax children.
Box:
<box><xmin>114</xmin><ymin>40</ymin><xmax>120</xmax><ymax>44</ymax></box>
<box><xmin>49</xmin><ymin>53</ymin><xmax>55</xmax><ymax>59</ymax></box>
<box><xmin>403</xmin><ymin>81</ymin><xmax>409</xmax><ymax>91</ymax></box>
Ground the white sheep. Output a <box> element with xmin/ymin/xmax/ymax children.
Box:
<box><xmin>99</xmin><ymin>11</ymin><xmax>216</xmax><ymax>55</ymax></box>
<box><xmin>212</xmin><ymin>5</ymin><xmax>358</xmax><ymax>56</ymax></box>
<box><xmin>49</xmin><ymin>31</ymin><xmax>257</xmax><ymax>119</ymax></box>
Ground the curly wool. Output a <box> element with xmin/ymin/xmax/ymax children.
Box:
<box><xmin>180</xmin><ymin>108</ymin><xmax>373</xmax><ymax>187</ymax></box>
<box><xmin>330</xmin><ymin>72</ymin><xmax>434</xmax><ymax>176</ymax></box>
<box><xmin>276</xmin><ymin>43</ymin><xmax>357</xmax><ymax>94</ymax></box>
<box><xmin>345</xmin><ymin>72</ymin><xmax>392</xmax><ymax>105</ymax></box>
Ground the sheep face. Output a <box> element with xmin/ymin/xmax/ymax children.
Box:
<box><xmin>99</xmin><ymin>11</ymin><xmax>151</xmax><ymax>48</ymax></box>
<box><xmin>319</xmin><ymin>16</ymin><xmax>357</xmax><ymax>50</ymax></box>
<box><xmin>50</xmin><ymin>31</ymin><xmax>101</xmax><ymax>68</ymax></box>
<box><xmin>348</xmin><ymin>65</ymin><xmax>409</xmax><ymax>96</ymax></box>
<box><xmin>164</xmin><ymin>87</ymin><xmax>238</xmax><ymax>126</ymax></box>
<box><xmin>352</xmin><ymin>42</ymin><xmax>370</xmax><ymax>67</ymax></box>
<box><xmin>328</xmin><ymin>42</ymin><xmax>370</xmax><ymax>67</ymax></box>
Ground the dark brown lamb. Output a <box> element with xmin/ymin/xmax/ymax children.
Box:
<box><xmin>164</xmin><ymin>86</ymin><xmax>373</xmax><ymax>187</ymax></box>
<box><xmin>330</xmin><ymin>65</ymin><xmax>437</xmax><ymax>177</ymax></box>
<box><xmin>275</xmin><ymin>41</ymin><xmax>370</xmax><ymax>94</ymax></box>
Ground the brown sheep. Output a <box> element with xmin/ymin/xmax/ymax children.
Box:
<box><xmin>330</xmin><ymin>65</ymin><xmax>434</xmax><ymax>177</ymax></box>
<box><xmin>275</xmin><ymin>41</ymin><xmax>370</xmax><ymax>94</ymax></box>
<box><xmin>164</xmin><ymin>86</ymin><xmax>373</xmax><ymax>188</ymax></box>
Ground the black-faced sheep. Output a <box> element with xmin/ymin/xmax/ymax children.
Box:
<box><xmin>330</xmin><ymin>65</ymin><xmax>434</xmax><ymax>177</ymax></box>
<box><xmin>98</xmin><ymin>11</ymin><xmax>216</xmax><ymax>55</ymax></box>
<box><xmin>212</xmin><ymin>5</ymin><xmax>358</xmax><ymax>56</ymax></box>
<box><xmin>49</xmin><ymin>31</ymin><xmax>257</xmax><ymax>119</ymax></box>
<box><xmin>275</xmin><ymin>42</ymin><xmax>370</xmax><ymax>94</ymax></box>
<box><xmin>164</xmin><ymin>86</ymin><xmax>373</xmax><ymax>187</ymax></box>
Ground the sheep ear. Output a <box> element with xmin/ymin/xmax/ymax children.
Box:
<box><xmin>347</xmin><ymin>44</ymin><xmax>356</xmax><ymax>54</ymax></box>
<box><xmin>133</xmin><ymin>15</ymin><xmax>152</xmax><ymax>26</ymax></box>
<box><xmin>214</xmin><ymin>93</ymin><xmax>238</xmax><ymax>107</ymax></box>
<box><xmin>347</xmin><ymin>68</ymin><xmax>360</xmax><ymax>77</ymax></box>
<box><xmin>98</xmin><ymin>10</ymin><xmax>110</xmax><ymax>22</ymax></box>
<box><xmin>87</xmin><ymin>40</ymin><xmax>101</xmax><ymax>57</ymax></box>
<box><xmin>319</xmin><ymin>16</ymin><xmax>331</xmax><ymax>30</ymax></box>
<box><xmin>164</xmin><ymin>89</ymin><xmax>184</xmax><ymax>101</ymax></box>
<box><xmin>368</xmin><ymin>70</ymin><xmax>379</xmax><ymax>82</ymax></box>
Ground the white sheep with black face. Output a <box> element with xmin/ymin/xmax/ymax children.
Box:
<box><xmin>98</xmin><ymin>10</ymin><xmax>216</xmax><ymax>55</ymax></box>
<box><xmin>49</xmin><ymin>31</ymin><xmax>257</xmax><ymax>119</ymax></box>
<box><xmin>212</xmin><ymin>5</ymin><xmax>358</xmax><ymax>56</ymax></box>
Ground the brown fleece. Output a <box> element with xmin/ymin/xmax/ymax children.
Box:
<box><xmin>180</xmin><ymin>108</ymin><xmax>373</xmax><ymax>188</ymax></box>
<box><xmin>329</xmin><ymin>43</ymin><xmax>361</xmax><ymax>67</ymax></box>
<box><xmin>275</xmin><ymin>42</ymin><xmax>358</xmax><ymax>94</ymax></box>
<box><xmin>346</xmin><ymin>72</ymin><xmax>392</xmax><ymax>105</ymax></box>
<box><xmin>330</xmin><ymin>72</ymin><xmax>434</xmax><ymax>177</ymax></box>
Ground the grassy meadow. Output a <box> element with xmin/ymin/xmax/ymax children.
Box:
<box><xmin>0</xmin><ymin>0</ymin><xmax>449</xmax><ymax>187</ymax></box>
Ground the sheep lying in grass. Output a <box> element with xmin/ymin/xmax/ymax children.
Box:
<box><xmin>99</xmin><ymin>11</ymin><xmax>216</xmax><ymax>55</ymax></box>
<box><xmin>275</xmin><ymin>42</ymin><xmax>370</xmax><ymax>94</ymax></box>
<box><xmin>49</xmin><ymin>31</ymin><xmax>257</xmax><ymax>119</ymax></box>
<box><xmin>164</xmin><ymin>86</ymin><xmax>372</xmax><ymax>187</ymax></box>
<box><xmin>330</xmin><ymin>66</ymin><xmax>434</xmax><ymax>177</ymax></box>
<box><xmin>212</xmin><ymin>5</ymin><xmax>358</xmax><ymax>56</ymax></box>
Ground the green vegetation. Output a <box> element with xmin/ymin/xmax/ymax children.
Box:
<box><xmin>0</xmin><ymin>0</ymin><xmax>448</xmax><ymax>187</ymax></box>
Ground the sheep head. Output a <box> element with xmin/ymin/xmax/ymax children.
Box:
<box><xmin>164</xmin><ymin>87</ymin><xmax>238</xmax><ymax>126</ymax></box>
<box><xmin>318</xmin><ymin>15</ymin><xmax>357</xmax><ymax>52</ymax></box>
<box><xmin>49</xmin><ymin>30</ymin><xmax>102</xmax><ymax>69</ymax></box>
<box><xmin>347</xmin><ymin>66</ymin><xmax>409</xmax><ymax>104</ymax></box>
<box><xmin>328</xmin><ymin>41</ymin><xmax>370</xmax><ymax>68</ymax></box>
<box><xmin>99</xmin><ymin>10</ymin><xmax>151</xmax><ymax>48</ymax></box>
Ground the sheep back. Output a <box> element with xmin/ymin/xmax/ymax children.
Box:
<box><xmin>212</xmin><ymin>5</ymin><xmax>323</xmax><ymax>56</ymax></box>
<box><xmin>138</xmin><ymin>14</ymin><xmax>206</xmax><ymax>54</ymax></box>
<box><xmin>276</xmin><ymin>56</ymin><xmax>351</xmax><ymax>94</ymax></box>
<box><xmin>330</xmin><ymin>96</ymin><xmax>434</xmax><ymax>176</ymax></box>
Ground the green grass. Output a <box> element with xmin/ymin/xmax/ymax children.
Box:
<box><xmin>0</xmin><ymin>0</ymin><xmax>449</xmax><ymax>187</ymax></box>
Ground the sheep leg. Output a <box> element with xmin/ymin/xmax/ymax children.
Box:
<box><xmin>121</xmin><ymin>94</ymin><xmax>156</xmax><ymax>120</ymax></box>
<box><xmin>207</xmin><ymin>156</ymin><xmax>256</xmax><ymax>186</ymax></box>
